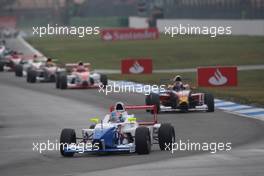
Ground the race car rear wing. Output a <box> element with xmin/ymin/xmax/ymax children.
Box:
<box><xmin>109</xmin><ymin>105</ymin><xmax>158</xmax><ymax>124</ymax></box>
<box><xmin>65</xmin><ymin>63</ymin><xmax>91</xmax><ymax>71</ymax></box>
<box><xmin>22</xmin><ymin>55</ymin><xmax>47</xmax><ymax>60</ymax></box>
<box><xmin>65</xmin><ymin>63</ymin><xmax>91</xmax><ymax>67</ymax></box>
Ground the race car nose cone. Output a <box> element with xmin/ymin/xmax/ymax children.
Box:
<box><xmin>179</xmin><ymin>96</ymin><xmax>188</xmax><ymax>104</ymax></box>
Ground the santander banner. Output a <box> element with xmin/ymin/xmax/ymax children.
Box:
<box><xmin>101</xmin><ymin>28</ymin><xmax>159</xmax><ymax>41</ymax></box>
<box><xmin>197</xmin><ymin>66</ymin><xmax>237</xmax><ymax>87</ymax></box>
<box><xmin>121</xmin><ymin>58</ymin><xmax>152</xmax><ymax>74</ymax></box>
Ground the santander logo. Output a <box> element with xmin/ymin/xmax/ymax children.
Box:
<box><xmin>208</xmin><ymin>68</ymin><xmax>228</xmax><ymax>86</ymax></box>
<box><xmin>129</xmin><ymin>61</ymin><xmax>144</xmax><ymax>74</ymax></box>
<box><xmin>102</xmin><ymin>32</ymin><xmax>113</xmax><ymax>41</ymax></box>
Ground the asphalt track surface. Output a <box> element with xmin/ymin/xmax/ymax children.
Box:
<box><xmin>0</xmin><ymin>38</ymin><xmax>264</xmax><ymax>176</ymax></box>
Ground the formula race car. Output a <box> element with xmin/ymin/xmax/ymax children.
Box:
<box><xmin>59</xmin><ymin>102</ymin><xmax>175</xmax><ymax>157</ymax></box>
<box><xmin>145</xmin><ymin>85</ymin><xmax>214</xmax><ymax>113</ymax></box>
<box><xmin>26</xmin><ymin>58</ymin><xmax>58</xmax><ymax>83</ymax></box>
<box><xmin>14</xmin><ymin>55</ymin><xmax>45</xmax><ymax>77</ymax></box>
<box><xmin>56</xmin><ymin>63</ymin><xmax>108</xmax><ymax>89</ymax></box>
<box><xmin>0</xmin><ymin>28</ymin><xmax>19</xmax><ymax>39</ymax></box>
<box><xmin>0</xmin><ymin>49</ymin><xmax>23</xmax><ymax>72</ymax></box>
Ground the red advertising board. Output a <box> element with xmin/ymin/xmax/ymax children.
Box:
<box><xmin>0</xmin><ymin>16</ymin><xmax>17</xmax><ymax>28</ymax></box>
<box><xmin>101</xmin><ymin>28</ymin><xmax>159</xmax><ymax>41</ymax></box>
<box><xmin>197</xmin><ymin>66</ymin><xmax>237</xmax><ymax>87</ymax></box>
<box><xmin>121</xmin><ymin>58</ymin><xmax>152</xmax><ymax>74</ymax></box>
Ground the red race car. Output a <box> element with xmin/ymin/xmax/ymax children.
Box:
<box><xmin>146</xmin><ymin>80</ymin><xmax>214</xmax><ymax>113</ymax></box>
<box><xmin>0</xmin><ymin>49</ymin><xmax>23</xmax><ymax>72</ymax></box>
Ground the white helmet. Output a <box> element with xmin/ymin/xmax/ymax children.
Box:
<box><xmin>173</xmin><ymin>75</ymin><xmax>182</xmax><ymax>82</ymax></box>
<box><xmin>114</xmin><ymin>102</ymin><xmax>125</xmax><ymax>112</ymax></box>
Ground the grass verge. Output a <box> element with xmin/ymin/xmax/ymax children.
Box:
<box><xmin>27</xmin><ymin>35</ymin><xmax>264</xmax><ymax>69</ymax></box>
<box><xmin>27</xmin><ymin>35</ymin><xmax>264</xmax><ymax>106</ymax></box>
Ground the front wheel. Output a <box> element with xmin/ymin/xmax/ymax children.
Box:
<box><xmin>60</xmin><ymin>128</ymin><xmax>76</xmax><ymax>157</ymax></box>
<box><xmin>59</xmin><ymin>75</ymin><xmax>67</xmax><ymax>89</ymax></box>
<box><xmin>15</xmin><ymin>65</ymin><xmax>23</xmax><ymax>77</ymax></box>
<box><xmin>205</xmin><ymin>93</ymin><xmax>214</xmax><ymax>112</ymax></box>
<box><xmin>56</xmin><ymin>75</ymin><xmax>60</xmax><ymax>89</ymax></box>
<box><xmin>27</xmin><ymin>70</ymin><xmax>37</xmax><ymax>83</ymax></box>
<box><xmin>100</xmin><ymin>74</ymin><xmax>108</xmax><ymax>87</ymax></box>
<box><xmin>0</xmin><ymin>62</ymin><xmax>4</xmax><ymax>72</ymax></box>
<box><xmin>135</xmin><ymin>127</ymin><xmax>151</xmax><ymax>155</ymax></box>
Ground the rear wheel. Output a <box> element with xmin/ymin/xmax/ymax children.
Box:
<box><xmin>0</xmin><ymin>62</ymin><xmax>4</xmax><ymax>72</ymax></box>
<box><xmin>100</xmin><ymin>74</ymin><xmax>108</xmax><ymax>87</ymax></box>
<box><xmin>15</xmin><ymin>65</ymin><xmax>23</xmax><ymax>77</ymax></box>
<box><xmin>26</xmin><ymin>69</ymin><xmax>31</xmax><ymax>82</ymax></box>
<box><xmin>145</xmin><ymin>93</ymin><xmax>160</xmax><ymax>113</ymax></box>
<box><xmin>59</xmin><ymin>75</ymin><xmax>67</xmax><ymax>89</ymax></box>
<box><xmin>89</xmin><ymin>124</ymin><xmax>95</xmax><ymax>129</ymax></box>
<box><xmin>145</xmin><ymin>95</ymin><xmax>151</xmax><ymax>112</ymax></box>
<box><xmin>60</xmin><ymin>128</ymin><xmax>76</xmax><ymax>157</ymax></box>
<box><xmin>158</xmin><ymin>123</ymin><xmax>175</xmax><ymax>151</ymax></box>
<box><xmin>89</xmin><ymin>77</ymin><xmax>94</xmax><ymax>85</ymax></box>
<box><xmin>27</xmin><ymin>70</ymin><xmax>37</xmax><ymax>83</ymax></box>
<box><xmin>56</xmin><ymin>74</ymin><xmax>60</xmax><ymax>89</ymax></box>
<box><xmin>49</xmin><ymin>75</ymin><xmax>55</xmax><ymax>82</ymax></box>
<box><xmin>205</xmin><ymin>93</ymin><xmax>214</xmax><ymax>112</ymax></box>
<box><xmin>135</xmin><ymin>127</ymin><xmax>151</xmax><ymax>154</ymax></box>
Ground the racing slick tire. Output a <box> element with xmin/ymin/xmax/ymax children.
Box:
<box><xmin>158</xmin><ymin>123</ymin><xmax>175</xmax><ymax>151</ymax></box>
<box><xmin>56</xmin><ymin>75</ymin><xmax>60</xmax><ymax>89</ymax></box>
<box><xmin>26</xmin><ymin>70</ymin><xmax>30</xmax><ymax>82</ymax></box>
<box><xmin>145</xmin><ymin>93</ymin><xmax>160</xmax><ymax>113</ymax></box>
<box><xmin>100</xmin><ymin>74</ymin><xmax>108</xmax><ymax>87</ymax></box>
<box><xmin>145</xmin><ymin>95</ymin><xmax>151</xmax><ymax>112</ymax></box>
<box><xmin>135</xmin><ymin>127</ymin><xmax>151</xmax><ymax>155</ymax></box>
<box><xmin>27</xmin><ymin>70</ymin><xmax>37</xmax><ymax>83</ymax></box>
<box><xmin>56</xmin><ymin>72</ymin><xmax>64</xmax><ymax>88</ymax></box>
<box><xmin>0</xmin><ymin>62</ymin><xmax>4</xmax><ymax>72</ymax></box>
<box><xmin>15</xmin><ymin>65</ymin><xmax>23</xmax><ymax>77</ymax></box>
<box><xmin>205</xmin><ymin>93</ymin><xmax>215</xmax><ymax>112</ymax></box>
<box><xmin>60</xmin><ymin>128</ymin><xmax>76</xmax><ymax>157</ymax></box>
<box><xmin>90</xmin><ymin>77</ymin><xmax>95</xmax><ymax>85</ymax></box>
<box><xmin>49</xmin><ymin>74</ymin><xmax>56</xmax><ymax>82</ymax></box>
<box><xmin>59</xmin><ymin>75</ymin><xmax>67</xmax><ymax>89</ymax></box>
<box><xmin>89</xmin><ymin>124</ymin><xmax>95</xmax><ymax>129</ymax></box>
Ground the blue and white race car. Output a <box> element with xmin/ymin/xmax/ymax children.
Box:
<box><xmin>60</xmin><ymin>102</ymin><xmax>175</xmax><ymax>157</ymax></box>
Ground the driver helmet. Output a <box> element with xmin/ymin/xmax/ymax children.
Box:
<box><xmin>114</xmin><ymin>102</ymin><xmax>126</xmax><ymax>112</ymax></box>
<box><xmin>78</xmin><ymin>61</ymin><xmax>83</xmax><ymax>66</ymax></box>
<box><xmin>47</xmin><ymin>58</ymin><xmax>52</xmax><ymax>62</ymax></box>
<box><xmin>33</xmin><ymin>54</ymin><xmax>38</xmax><ymax>59</ymax></box>
<box><xmin>173</xmin><ymin>75</ymin><xmax>182</xmax><ymax>82</ymax></box>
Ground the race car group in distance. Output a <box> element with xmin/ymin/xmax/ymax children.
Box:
<box><xmin>7</xmin><ymin>52</ymin><xmax>108</xmax><ymax>89</ymax></box>
<box><xmin>60</xmin><ymin>102</ymin><xmax>175</xmax><ymax>156</ymax></box>
<box><xmin>0</xmin><ymin>42</ymin><xmax>49</xmax><ymax>77</ymax></box>
<box><xmin>146</xmin><ymin>75</ymin><xmax>215</xmax><ymax>113</ymax></box>
<box><xmin>0</xmin><ymin>43</ymin><xmax>24</xmax><ymax>72</ymax></box>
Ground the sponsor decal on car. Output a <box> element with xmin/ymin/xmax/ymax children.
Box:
<box><xmin>197</xmin><ymin>66</ymin><xmax>237</xmax><ymax>87</ymax></box>
<box><xmin>121</xmin><ymin>58</ymin><xmax>152</xmax><ymax>74</ymax></box>
<box><xmin>101</xmin><ymin>28</ymin><xmax>159</xmax><ymax>41</ymax></box>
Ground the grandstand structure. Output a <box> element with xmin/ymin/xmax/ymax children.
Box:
<box><xmin>0</xmin><ymin>0</ymin><xmax>263</xmax><ymax>27</ymax></box>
